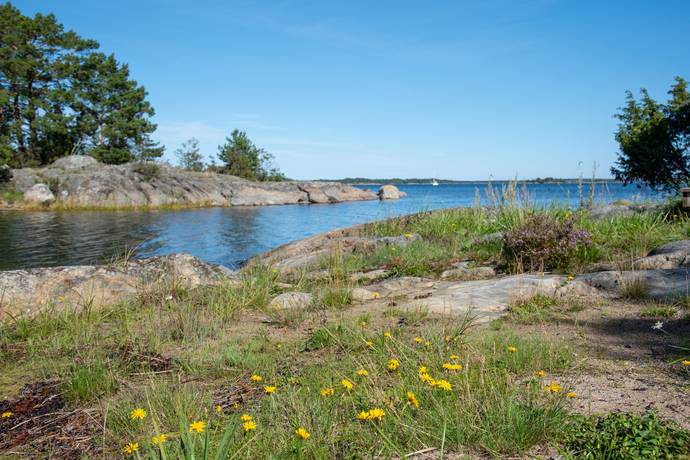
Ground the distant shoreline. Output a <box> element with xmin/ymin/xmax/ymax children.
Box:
<box><xmin>324</xmin><ymin>178</ymin><xmax>624</xmax><ymax>185</ymax></box>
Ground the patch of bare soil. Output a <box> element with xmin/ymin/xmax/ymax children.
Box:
<box><xmin>0</xmin><ymin>380</ymin><xmax>100</xmax><ymax>459</ymax></box>
<box><xmin>515</xmin><ymin>297</ymin><xmax>690</xmax><ymax>429</ymax></box>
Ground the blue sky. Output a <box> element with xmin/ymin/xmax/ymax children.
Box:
<box><xmin>14</xmin><ymin>0</ymin><xmax>690</xmax><ymax>179</ymax></box>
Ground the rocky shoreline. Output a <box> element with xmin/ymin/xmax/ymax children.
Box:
<box><xmin>1</xmin><ymin>155</ymin><xmax>399</xmax><ymax>209</ymax></box>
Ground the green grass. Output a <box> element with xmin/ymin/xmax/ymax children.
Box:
<box><xmin>639</xmin><ymin>304</ymin><xmax>677</xmax><ymax>318</ymax></box>
<box><xmin>507</xmin><ymin>294</ymin><xmax>560</xmax><ymax>324</ymax></box>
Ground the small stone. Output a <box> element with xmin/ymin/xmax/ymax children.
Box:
<box><xmin>351</xmin><ymin>288</ymin><xmax>378</xmax><ymax>302</ymax></box>
<box><xmin>269</xmin><ymin>292</ymin><xmax>313</xmax><ymax>309</ymax></box>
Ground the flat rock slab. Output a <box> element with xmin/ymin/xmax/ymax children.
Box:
<box><xmin>576</xmin><ymin>269</ymin><xmax>690</xmax><ymax>300</ymax></box>
<box><xmin>0</xmin><ymin>254</ymin><xmax>236</xmax><ymax>315</ymax></box>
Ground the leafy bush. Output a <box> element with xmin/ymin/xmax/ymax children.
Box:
<box><xmin>564</xmin><ymin>412</ymin><xmax>690</xmax><ymax>459</ymax></box>
<box><xmin>504</xmin><ymin>214</ymin><xmax>592</xmax><ymax>272</ymax></box>
<box><xmin>0</xmin><ymin>164</ymin><xmax>11</xmax><ymax>183</ymax></box>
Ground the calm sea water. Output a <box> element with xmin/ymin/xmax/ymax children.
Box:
<box><xmin>0</xmin><ymin>182</ymin><xmax>658</xmax><ymax>271</ymax></box>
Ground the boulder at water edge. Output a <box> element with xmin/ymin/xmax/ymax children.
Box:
<box><xmin>378</xmin><ymin>184</ymin><xmax>406</xmax><ymax>200</ymax></box>
<box><xmin>23</xmin><ymin>183</ymin><xmax>55</xmax><ymax>205</ymax></box>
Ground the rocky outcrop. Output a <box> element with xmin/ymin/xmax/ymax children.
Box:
<box><xmin>0</xmin><ymin>254</ymin><xmax>236</xmax><ymax>315</ymax></box>
<box><xmin>378</xmin><ymin>184</ymin><xmax>406</xmax><ymax>200</ymax></box>
<box><xmin>269</xmin><ymin>292</ymin><xmax>313</xmax><ymax>309</ymax></box>
<box><xmin>23</xmin><ymin>184</ymin><xmax>55</xmax><ymax>205</ymax></box>
<box><xmin>7</xmin><ymin>156</ymin><xmax>377</xmax><ymax>209</ymax></box>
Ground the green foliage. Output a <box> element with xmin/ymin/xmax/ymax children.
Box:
<box><xmin>0</xmin><ymin>164</ymin><xmax>11</xmax><ymax>183</ymax></box>
<box><xmin>611</xmin><ymin>76</ymin><xmax>690</xmax><ymax>192</ymax></box>
<box><xmin>132</xmin><ymin>161</ymin><xmax>161</xmax><ymax>182</ymax></box>
<box><xmin>0</xmin><ymin>4</ymin><xmax>161</xmax><ymax>166</ymax></box>
<box><xmin>639</xmin><ymin>304</ymin><xmax>676</xmax><ymax>318</ymax></box>
<box><xmin>216</xmin><ymin>129</ymin><xmax>284</xmax><ymax>181</ymax></box>
<box><xmin>508</xmin><ymin>294</ymin><xmax>559</xmax><ymax>324</ymax></box>
<box><xmin>175</xmin><ymin>137</ymin><xmax>205</xmax><ymax>171</ymax></box>
<box><xmin>564</xmin><ymin>412</ymin><xmax>690</xmax><ymax>459</ymax></box>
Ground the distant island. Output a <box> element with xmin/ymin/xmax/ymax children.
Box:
<box><xmin>324</xmin><ymin>177</ymin><xmax>623</xmax><ymax>185</ymax></box>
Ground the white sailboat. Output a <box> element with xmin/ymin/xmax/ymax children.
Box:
<box><xmin>431</xmin><ymin>179</ymin><xmax>439</xmax><ymax>186</ymax></box>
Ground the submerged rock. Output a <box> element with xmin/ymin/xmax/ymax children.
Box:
<box><xmin>7</xmin><ymin>156</ymin><xmax>377</xmax><ymax>209</ymax></box>
<box><xmin>0</xmin><ymin>254</ymin><xmax>236</xmax><ymax>315</ymax></box>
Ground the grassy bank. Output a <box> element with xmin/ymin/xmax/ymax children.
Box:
<box><xmin>1</xmin><ymin>206</ymin><xmax>689</xmax><ymax>458</ymax></box>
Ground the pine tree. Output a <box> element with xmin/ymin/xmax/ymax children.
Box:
<box><xmin>175</xmin><ymin>138</ymin><xmax>205</xmax><ymax>171</ymax></box>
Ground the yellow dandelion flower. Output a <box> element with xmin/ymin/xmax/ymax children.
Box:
<box><xmin>567</xmin><ymin>275</ymin><xmax>575</xmax><ymax>281</ymax></box>
<box><xmin>130</xmin><ymin>408</ymin><xmax>147</xmax><ymax>420</ymax></box>
<box><xmin>535</xmin><ymin>370</ymin><xmax>546</xmax><ymax>378</ymax></box>
<box><xmin>442</xmin><ymin>363</ymin><xmax>462</xmax><ymax>371</ymax></box>
<box><xmin>356</xmin><ymin>369</ymin><xmax>369</xmax><ymax>377</ymax></box>
<box><xmin>406</xmin><ymin>391</ymin><xmax>420</xmax><ymax>408</ymax></box>
<box><xmin>424</xmin><ymin>340</ymin><xmax>432</xmax><ymax>346</ymax></box>
<box><xmin>449</xmin><ymin>354</ymin><xmax>460</xmax><ymax>360</ymax></box>
<box><xmin>360</xmin><ymin>321</ymin><xmax>367</xmax><ymax>327</ymax></box>
<box><xmin>216</xmin><ymin>404</ymin><xmax>222</xmax><ymax>414</ymax></box>
<box><xmin>250</xmin><ymin>374</ymin><xmax>263</xmax><ymax>382</ymax></box>
<box><xmin>433</xmin><ymin>379</ymin><xmax>453</xmax><ymax>391</ymax></box>
<box><xmin>240</xmin><ymin>414</ymin><xmax>252</xmax><ymax>422</ymax></box>
<box><xmin>682</xmin><ymin>360</ymin><xmax>690</xmax><ymax>366</ymax></box>
<box><xmin>404</xmin><ymin>233</ymin><xmax>414</xmax><ymax>239</ymax></box>
<box><xmin>387</xmin><ymin>358</ymin><xmax>400</xmax><ymax>371</ymax></box>
<box><xmin>122</xmin><ymin>442</ymin><xmax>139</xmax><ymax>454</ymax></box>
<box><xmin>384</xmin><ymin>332</ymin><xmax>392</xmax><ymax>338</ymax></box>
<box><xmin>341</xmin><ymin>379</ymin><xmax>354</xmax><ymax>390</ymax></box>
<box><xmin>295</xmin><ymin>427</ymin><xmax>310</xmax><ymax>440</ymax></box>
<box><xmin>445</xmin><ymin>335</ymin><xmax>452</xmax><ymax>342</ymax></box>
<box><xmin>357</xmin><ymin>411</ymin><xmax>370</xmax><ymax>420</ymax></box>
<box><xmin>372</xmin><ymin>291</ymin><xmax>381</xmax><ymax>298</ymax></box>
<box><xmin>414</xmin><ymin>337</ymin><xmax>424</xmax><ymax>343</ymax></box>
<box><xmin>1</xmin><ymin>411</ymin><xmax>12</xmax><ymax>418</ymax></box>
<box><xmin>189</xmin><ymin>421</ymin><xmax>207</xmax><ymax>433</ymax></box>
<box><xmin>545</xmin><ymin>383</ymin><xmax>563</xmax><ymax>393</ymax></box>
<box><xmin>507</xmin><ymin>346</ymin><xmax>518</xmax><ymax>353</ymax></box>
<box><xmin>367</xmin><ymin>408</ymin><xmax>385</xmax><ymax>421</ymax></box>
<box><xmin>243</xmin><ymin>420</ymin><xmax>257</xmax><ymax>432</ymax></box>
<box><xmin>152</xmin><ymin>434</ymin><xmax>167</xmax><ymax>445</ymax></box>
<box><xmin>320</xmin><ymin>388</ymin><xmax>334</xmax><ymax>397</ymax></box>
<box><xmin>566</xmin><ymin>391</ymin><xmax>577</xmax><ymax>398</ymax></box>
<box><xmin>418</xmin><ymin>366</ymin><xmax>428</xmax><ymax>374</ymax></box>
<box><xmin>365</xmin><ymin>340</ymin><xmax>374</xmax><ymax>348</ymax></box>
<box><xmin>232</xmin><ymin>402</ymin><xmax>241</xmax><ymax>409</ymax></box>
<box><xmin>264</xmin><ymin>386</ymin><xmax>277</xmax><ymax>394</ymax></box>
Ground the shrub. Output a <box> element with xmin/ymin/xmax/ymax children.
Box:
<box><xmin>0</xmin><ymin>164</ymin><xmax>11</xmax><ymax>183</ymax></box>
<box><xmin>132</xmin><ymin>161</ymin><xmax>160</xmax><ymax>182</ymax></box>
<box><xmin>503</xmin><ymin>214</ymin><xmax>591</xmax><ymax>272</ymax></box>
<box><xmin>564</xmin><ymin>412</ymin><xmax>690</xmax><ymax>459</ymax></box>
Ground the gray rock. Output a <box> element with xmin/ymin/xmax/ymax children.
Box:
<box><xmin>23</xmin><ymin>183</ymin><xmax>55</xmax><ymax>205</ymax></box>
<box><xmin>441</xmin><ymin>262</ymin><xmax>496</xmax><ymax>281</ymax></box>
<box><xmin>474</xmin><ymin>232</ymin><xmax>504</xmax><ymax>244</ymax></box>
<box><xmin>269</xmin><ymin>292</ymin><xmax>314</xmax><ymax>309</ymax></box>
<box><xmin>349</xmin><ymin>269</ymin><xmax>389</xmax><ymax>282</ymax></box>
<box><xmin>634</xmin><ymin>240</ymin><xmax>690</xmax><ymax>269</ymax></box>
<box><xmin>51</xmin><ymin>155</ymin><xmax>99</xmax><ymax>170</ymax></box>
<box><xmin>378</xmin><ymin>184</ymin><xmax>406</xmax><ymax>200</ymax></box>
<box><xmin>0</xmin><ymin>253</ymin><xmax>237</xmax><ymax>315</ymax></box>
<box><xmin>351</xmin><ymin>287</ymin><xmax>380</xmax><ymax>302</ymax></box>
<box><xmin>574</xmin><ymin>269</ymin><xmax>690</xmax><ymax>300</ymax></box>
<box><xmin>6</xmin><ymin>157</ymin><xmax>377</xmax><ymax>208</ymax></box>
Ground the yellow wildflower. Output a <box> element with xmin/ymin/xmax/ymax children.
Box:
<box><xmin>356</xmin><ymin>369</ymin><xmax>369</xmax><ymax>377</ymax></box>
<box><xmin>360</xmin><ymin>321</ymin><xmax>367</xmax><ymax>327</ymax></box>
<box><xmin>449</xmin><ymin>354</ymin><xmax>460</xmax><ymax>360</ymax></box>
<box><xmin>357</xmin><ymin>411</ymin><xmax>370</xmax><ymax>420</ymax></box>
<box><xmin>243</xmin><ymin>420</ymin><xmax>257</xmax><ymax>432</ymax></box>
<box><xmin>122</xmin><ymin>442</ymin><xmax>139</xmax><ymax>454</ymax></box>
<box><xmin>535</xmin><ymin>370</ymin><xmax>546</xmax><ymax>378</ymax></box>
<box><xmin>372</xmin><ymin>291</ymin><xmax>381</xmax><ymax>298</ymax></box>
<box><xmin>384</xmin><ymin>332</ymin><xmax>392</xmax><ymax>338</ymax></box>
<box><xmin>414</xmin><ymin>337</ymin><xmax>424</xmax><ymax>343</ymax></box>
<box><xmin>545</xmin><ymin>383</ymin><xmax>563</xmax><ymax>393</ymax></box>
<box><xmin>682</xmin><ymin>360</ymin><xmax>690</xmax><ymax>366</ymax></box>
<box><xmin>264</xmin><ymin>386</ymin><xmax>277</xmax><ymax>394</ymax></box>
<box><xmin>216</xmin><ymin>404</ymin><xmax>222</xmax><ymax>414</ymax></box>
<box><xmin>189</xmin><ymin>421</ymin><xmax>207</xmax><ymax>433</ymax></box>
<box><xmin>420</xmin><ymin>373</ymin><xmax>435</xmax><ymax>385</ymax></box>
<box><xmin>433</xmin><ymin>379</ymin><xmax>453</xmax><ymax>391</ymax></box>
<box><xmin>295</xmin><ymin>427</ymin><xmax>310</xmax><ymax>440</ymax></box>
<box><xmin>566</xmin><ymin>391</ymin><xmax>577</xmax><ymax>398</ymax></box>
<box><xmin>404</xmin><ymin>233</ymin><xmax>413</xmax><ymax>239</ymax></box>
<box><xmin>365</xmin><ymin>340</ymin><xmax>374</xmax><ymax>348</ymax></box>
<box><xmin>320</xmin><ymin>388</ymin><xmax>334</xmax><ymax>397</ymax></box>
<box><xmin>130</xmin><ymin>408</ymin><xmax>147</xmax><ymax>420</ymax></box>
<box><xmin>507</xmin><ymin>346</ymin><xmax>518</xmax><ymax>353</ymax></box>
<box><xmin>152</xmin><ymin>434</ymin><xmax>167</xmax><ymax>445</ymax></box>
<box><xmin>240</xmin><ymin>414</ymin><xmax>252</xmax><ymax>422</ymax></box>
<box><xmin>406</xmin><ymin>391</ymin><xmax>420</xmax><ymax>408</ymax></box>
<box><xmin>250</xmin><ymin>374</ymin><xmax>263</xmax><ymax>382</ymax></box>
<box><xmin>387</xmin><ymin>358</ymin><xmax>400</xmax><ymax>371</ymax></box>
<box><xmin>341</xmin><ymin>379</ymin><xmax>354</xmax><ymax>390</ymax></box>
<box><xmin>419</xmin><ymin>366</ymin><xmax>428</xmax><ymax>374</ymax></box>
<box><xmin>367</xmin><ymin>408</ymin><xmax>385</xmax><ymax>421</ymax></box>
<box><xmin>567</xmin><ymin>275</ymin><xmax>575</xmax><ymax>281</ymax></box>
<box><xmin>442</xmin><ymin>363</ymin><xmax>462</xmax><ymax>371</ymax></box>
<box><xmin>424</xmin><ymin>341</ymin><xmax>432</xmax><ymax>346</ymax></box>
<box><xmin>1</xmin><ymin>411</ymin><xmax>12</xmax><ymax>418</ymax></box>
